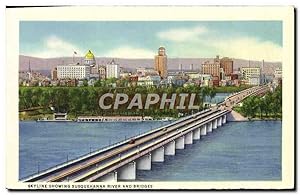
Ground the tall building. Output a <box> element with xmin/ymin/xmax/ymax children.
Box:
<box><xmin>106</xmin><ymin>59</ymin><xmax>120</xmax><ymax>79</ymax></box>
<box><xmin>154</xmin><ymin>47</ymin><xmax>168</xmax><ymax>78</ymax></box>
<box><xmin>201</xmin><ymin>61</ymin><xmax>221</xmax><ymax>79</ymax></box>
<box><xmin>220</xmin><ymin>57</ymin><xmax>233</xmax><ymax>76</ymax></box>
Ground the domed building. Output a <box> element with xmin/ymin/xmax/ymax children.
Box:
<box><xmin>84</xmin><ymin>50</ymin><xmax>96</xmax><ymax>67</ymax></box>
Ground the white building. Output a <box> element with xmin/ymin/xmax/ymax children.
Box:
<box><xmin>106</xmin><ymin>59</ymin><xmax>120</xmax><ymax>79</ymax></box>
<box><xmin>240</xmin><ymin>67</ymin><xmax>261</xmax><ymax>85</ymax></box>
<box><xmin>249</xmin><ymin>75</ymin><xmax>261</xmax><ymax>85</ymax></box>
<box><xmin>200</xmin><ymin>74</ymin><xmax>213</xmax><ymax>86</ymax></box>
<box><xmin>137</xmin><ymin>75</ymin><xmax>161</xmax><ymax>86</ymax></box>
<box><xmin>240</xmin><ymin>67</ymin><xmax>261</xmax><ymax>80</ymax></box>
<box><xmin>56</xmin><ymin>50</ymin><xmax>97</xmax><ymax>80</ymax></box>
<box><xmin>57</xmin><ymin>64</ymin><xmax>90</xmax><ymax>79</ymax></box>
<box><xmin>274</xmin><ymin>67</ymin><xmax>282</xmax><ymax>79</ymax></box>
<box><xmin>185</xmin><ymin>72</ymin><xmax>201</xmax><ymax>79</ymax></box>
<box><xmin>136</xmin><ymin>67</ymin><xmax>159</xmax><ymax>76</ymax></box>
<box><xmin>273</xmin><ymin>67</ymin><xmax>282</xmax><ymax>86</ymax></box>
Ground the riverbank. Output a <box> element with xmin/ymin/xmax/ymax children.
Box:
<box><xmin>19</xmin><ymin>111</ymin><xmax>178</xmax><ymax>122</ymax></box>
<box><xmin>233</xmin><ymin>107</ymin><xmax>282</xmax><ymax>121</ymax></box>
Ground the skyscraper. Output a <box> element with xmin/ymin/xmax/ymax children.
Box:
<box><xmin>220</xmin><ymin>57</ymin><xmax>233</xmax><ymax>76</ymax></box>
<box><xmin>154</xmin><ymin>47</ymin><xmax>168</xmax><ymax>78</ymax></box>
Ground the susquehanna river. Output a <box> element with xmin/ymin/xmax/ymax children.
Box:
<box><xmin>19</xmin><ymin>120</ymin><xmax>281</xmax><ymax>181</ymax></box>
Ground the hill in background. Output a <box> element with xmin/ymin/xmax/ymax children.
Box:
<box><xmin>19</xmin><ymin>55</ymin><xmax>282</xmax><ymax>76</ymax></box>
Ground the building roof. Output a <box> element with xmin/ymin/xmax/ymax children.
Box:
<box><xmin>85</xmin><ymin>50</ymin><xmax>95</xmax><ymax>60</ymax></box>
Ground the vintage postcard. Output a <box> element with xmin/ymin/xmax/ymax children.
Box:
<box><xmin>6</xmin><ymin>6</ymin><xmax>295</xmax><ymax>190</ymax></box>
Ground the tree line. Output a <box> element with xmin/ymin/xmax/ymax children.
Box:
<box><xmin>19</xmin><ymin>85</ymin><xmax>248</xmax><ymax>119</ymax></box>
<box><xmin>235</xmin><ymin>86</ymin><xmax>282</xmax><ymax>119</ymax></box>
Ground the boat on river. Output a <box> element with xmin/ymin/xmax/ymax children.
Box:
<box><xmin>77</xmin><ymin>116</ymin><xmax>155</xmax><ymax>122</ymax></box>
<box><xmin>37</xmin><ymin>113</ymin><xmax>73</xmax><ymax>122</ymax></box>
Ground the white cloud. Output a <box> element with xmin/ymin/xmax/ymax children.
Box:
<box><xmin>211</xmin><ymin>37</ymin><xmax>282</xmax><ymax>62</ymax></box>
<box><xmin>157</xmin><ymin>26</ymin><xmax>208</xmax><ymax>42</ymax></box>
<box><xmin>23</xmin><ymin>36</ymin><xmax>84</xmax><ymax>58</ymax></box>
<box><xmin>105</xmin><ymin>46</ymin><xmax>155</xmax><ymax>59</ymax></box>
<box><xmin>157</xmin><ymin>26</ymin><xmax>282</xmax><ymax>62</ymax></box>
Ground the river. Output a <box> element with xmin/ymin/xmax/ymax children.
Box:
<box><xmin>19</xmin><ymin>120</ymin><xmax>281</xmax><ymax>181</ymax></box>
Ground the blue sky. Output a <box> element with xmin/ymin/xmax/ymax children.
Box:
<box><xmin>20</xmin><ymin>21</ymin><xmax>282</xmax><ymax>61</ymax></box>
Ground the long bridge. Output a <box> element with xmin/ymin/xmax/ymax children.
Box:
<box><xmin>22</xmin><ymin>85</ymin><xmax>270</xmax><ymax>182</ymax></box>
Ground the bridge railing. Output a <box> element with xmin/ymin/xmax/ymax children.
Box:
<box><xmin>76</xmin><ymin>109</ymin><xmax>230</xmax><ymax>182</ymax></box>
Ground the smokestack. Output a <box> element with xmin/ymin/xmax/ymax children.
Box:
<box><xmin>179</xmin><ymin>64</ymin><xmax>182</xmax><ymax>72</ymax></box>
<box><xmin>28</xmin><ymin>60</ymin><xmax>31</xmax><ymax>73</ymax></box>
<box><xmin>248</xmin><ymin>60</ymin><xmax>250</xmax><ymax>68</ymax></box>
<box><xmin>262</xmin><ymin>59</ymin><xmax>264</xmax><ymax>73</ymax></box>
<box><xmin>190</xmin><ymin>64</ymin><xmax>194</xmax><ymax>71</ymax></box>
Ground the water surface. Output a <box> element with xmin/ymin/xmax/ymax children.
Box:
<box><xmin>19</xmin><ymin>120</ymin><xmax>281</xmax><ymax>181</ymax></box>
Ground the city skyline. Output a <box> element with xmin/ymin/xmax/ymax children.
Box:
<box><xmin>20</xmin><ymin>21</ymin><xmax>282</xmax><ymax>62</ymax></box>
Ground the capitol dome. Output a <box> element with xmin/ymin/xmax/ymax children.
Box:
<box><xmin>84</xmin><ymin>50</ymin><xmax>96</xmax><ymax>66</ymax></box>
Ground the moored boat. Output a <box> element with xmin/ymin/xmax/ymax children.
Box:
<box><xmin>37</xmin><ymin>113</ymin><xmax>73</xmax><ymax>122</ymax></box>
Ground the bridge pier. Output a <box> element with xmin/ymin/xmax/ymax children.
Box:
<box><xmin>184</xmin><ymin>131</ymin><xmax>193</xmax><ymax>145</ymax></box>
<box><xmin>193</xmin><ymin>128</ymin><xmax>201</xmax><ymax>140</ymax></box>
<box><xmin>136</xmin><ymin>153</ymin><xmax>151</xmax><ymax>170</ymax></box>
<box><xmin>164</xmin><ymin>140</ymin><xmax>176</xmax><ymax>155</ymax></box>
<box><xmin>200</xmin><ymin>125</ymin><xmax>207</xmax><ymax>136</ymax></box>
<box><xmin>207</xmin><ymin>122</ymin><xmax>213</xmax><ymax>133</ymax></box>
<box><xmin>212</xmin><ymin>119</ymin><xmax>218</xmax><ymax>129</ymax></box>
<box><xmin>222</xmin><ymin>115</ymin><xmax>227</xmax><ymax>124</ymax></box>
<box><xmin>175</xmin><ymin>136</ymin><xmax>185</xmax><ymax>149</ymax></box>
<box><xmin>151</xmin><ymin>146</ymin><xmax>164</xmax><ymax>162</ymax></box>
<box><xmin>99</xmin><ymin>171</ymin><xmax>118</xmax><ymax>182</ymax></box>
<box><xmin>217</xmin><ymin>117</ymin><xmax>222</xmax><ymax>127</ymax></box>
<box><xmin>117</xmin><ymin>161</ymin><xmax>136</xmax><ymax>181</ymax></box>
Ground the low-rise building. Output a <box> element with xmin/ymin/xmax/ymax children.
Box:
<box><xmin>185</xmin><ymin>72</ymin><xmax>201</xmax><ymax>79</ymax></box>
<box><xmin>248</xmin><ymin>75</ymin><xmax>261</xmax><ymax>85</ymax></box>
<box><xmin>200</xmin><ymin>74</ymin><xmax>213</xmax><ymax>87</ymax></box>
<box><xmin>212</xmin><ymin>76</ymin><xmax>219</xmax><ymax>87</ymax></box>
<box><xmin>136</xmin><ymin>67</ymin><xmax>159</xmax><ymax>77</ymax></box>
<box><xmin>99</xmin><ymin>65</ymin><xmax>106</xmax><ymax>80</ymax></box>
<box><xmin>120</xmin><ymin>72</ymin><xmax>131</xmax><ymax>78</ymax></box>
<box><xmin>137</xmin><ymin>75</ymin><xmax>161</xmax><ymax>87</ymax></box>
<box><xmin>273</xmin><ymin>67</ymin><xmax>282</xmax><ymax>86</ymax></box>
<box><xmin>51</xmin><ymin>67</ymin><xmax>58</xmax><ymax>80</ymax></box>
